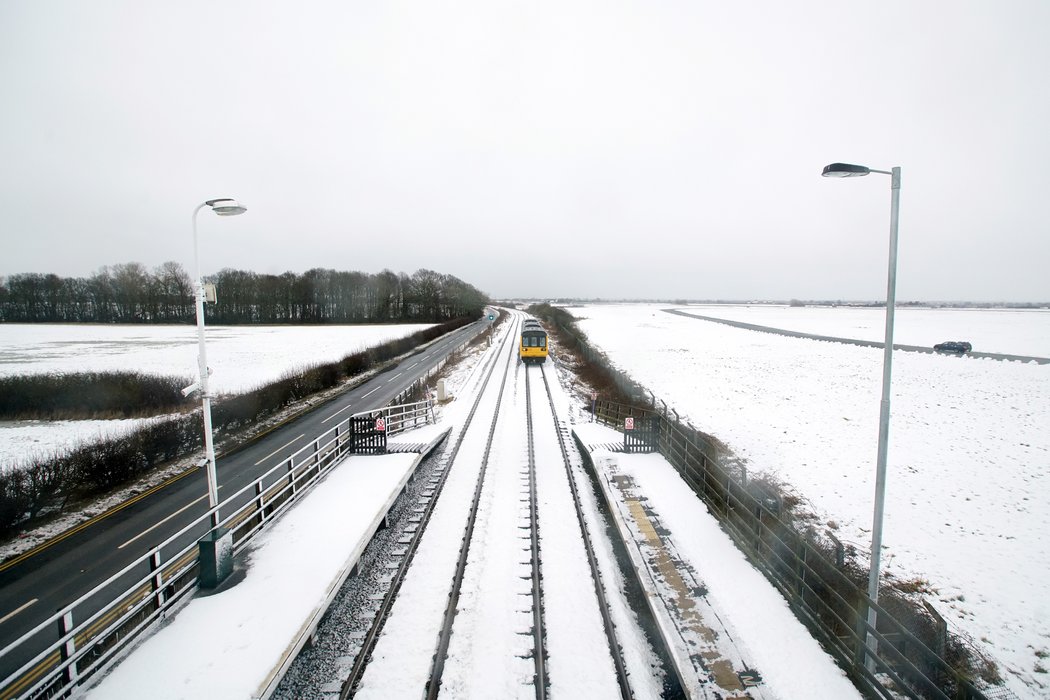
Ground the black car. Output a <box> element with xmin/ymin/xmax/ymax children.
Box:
<box><xmin>934</xmin><ymin>341</ymin><xmax>972</xmax><ymax>354</ymax></box>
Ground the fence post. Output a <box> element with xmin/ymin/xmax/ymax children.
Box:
<box><xmin>828</xmin><ymin>531</ymin><xmax>845</xmax><ymax>568</ymax></box>
<box><xmin>255</xmin><ymin>480</ymin><xmax>265</xmax><ymax>523</ymax></box>
<box><xmin>923</xmin><ymin>600</ymin><xmax>948</xmax><ymax>688</ymax></box>
<box><xmin>58</xmin><ymin>609</ymin><xmax>78</xmax><ymax>685</ymax></box>
<box><xmin>150</xmin><ymin>548</ymin><xmax>165</xmax><ymax>612</ymax></box>
<box><xmin>287</xmin><ymin>457</ymin><xmax>296</xmax><ymax>496</ymax></box>
<box><xmin>797</xmin><ymin>537</ymin><xmax>807</xmax><ymax>604</ymax></box>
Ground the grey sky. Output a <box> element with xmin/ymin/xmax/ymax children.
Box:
<box><xmin>2</xmin><ymin>1</ymin><xmax>1048</xmax><ymax>302</ymax></box>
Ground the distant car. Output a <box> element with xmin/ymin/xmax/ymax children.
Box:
<box><xmin>934</xmin><ymin>341</ymin><xmax>972</xmax><ymax>354</ymax></box>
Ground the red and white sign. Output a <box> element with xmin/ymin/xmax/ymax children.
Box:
<box><xmin>624</xmin><ymin>416</ymin><xmax>634</xmax><ymax>431</ymax></box>
<box><xmin>375</xmin><ymin>417</ymin><xmax>386</xmax><ymax>432</ymax></box>
<box><xmin>591</xmin><ymin>391</ymin><xmax>597</xmax><ymax>401</ymax></box>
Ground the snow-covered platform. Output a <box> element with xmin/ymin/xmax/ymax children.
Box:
<box><xmin>85</xmin><ymin>426</ymin><xmax>450</xmax><ymax>700</ymax></box>
<box><xmin>572</xmin><ymin>422</ymin><xmax>861</xmax><ymax>700</ymax></box>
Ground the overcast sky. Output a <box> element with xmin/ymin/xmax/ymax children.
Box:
<box><xmin>2</xmin><ymin>1</ymin><xmax>1048</xmax><ymax>302</ymax></box>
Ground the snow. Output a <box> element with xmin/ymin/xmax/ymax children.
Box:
<box><xmin>0</xmin><ymin>323</ymin><xmax>434</xmax><ymax>393</ymax></box>
<box><xmin>571</xmin><ymin>303</ymin><xmax>1050</xmax><ymax>698</ymax></box>
<box><xmin>671</xmin><ymin>304</ymin><xmax>1050</xmax><ymax>357</ymax></box>
<box><xmin>86</xmin><ymin>452</ymin><xmax>421</xmax><ymax>700</ymax></box>
<box><xmin>0</xmin><ymin>323</ymin><xmax>432</xmax><ymax>468</ymax></box>
<box><xmin>0</xmin><ymin>418</ymin><xmax>166</xmax><ymax>467</ymax></box>
<box><xmin>79</xmin><ymin>313</ymin><xmax>875</xmax><ymax>699</ymax></box>
<box><xmin>575</xmin><ymin>421</ymin><xmax>862</xmax><ymax>699</ymax></box>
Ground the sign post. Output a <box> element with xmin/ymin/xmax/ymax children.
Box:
<box><xmin>591</xmin><ymin>391</ymin><xmax>597</xmax><ymax>422</ymax></box>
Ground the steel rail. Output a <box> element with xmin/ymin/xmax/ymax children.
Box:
<box><xmin>539</xmin><ymin>364</ymin><xmax>633</xmax><ymax>699</ymax></box>
<box><xmin>340</xmin><ymin>316</ymin><xmax>516</xmax><ymax>699</ymax></box>
<box><xmin>523</xmin><ymin>365</ymin><xmax>548</xmax><ymax>698</ymax></box>
<box><xmin>424</xmin><ymin>318</ymin><xmax>518</xmax><ymax>700</ymax></box>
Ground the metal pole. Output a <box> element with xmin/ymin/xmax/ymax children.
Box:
<box><xmin>192</xmin><ymin>203</ymin><xmax>220</xmax><ymax>529</ymax></box>
<box><xmin>865</xmin><ymin>165</ymin><xmax>900</xmax><ymax>671</ymax></box>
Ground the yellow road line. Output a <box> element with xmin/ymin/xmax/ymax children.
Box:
<box><xmin>0</xmin><ymin>649</ymin><xmax>59</xmax><ymax>700</ymax></box>
<box><xmin>0</xmin><ymin>467</ymin><xmax>201</xmax><ymax>574</ymax></box>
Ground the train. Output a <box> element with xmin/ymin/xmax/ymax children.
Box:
<box><xmin>519</xmin><ymin>318</ymin><xmax>548</xmax><ymax>364</ymax></box>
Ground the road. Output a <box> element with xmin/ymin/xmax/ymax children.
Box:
<box><xmin>0</xmin><ymin>318</ymin><xmax>489</xmax><ymax>681</ymax></box>
<box><xmin>663</xmin><ymin>307</ymin><xmax>1050</xmax><ymax>364</ymax></box>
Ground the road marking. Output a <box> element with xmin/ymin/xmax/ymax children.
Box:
<box><xmin>387</xmin><ymin>372</ymin><xmax>403</xmax><ymax>382</ymax></box>
<box><xmin>409</xmin><ymin>362</ymin><xmax>418</xmax><ymax>368</ymax></box>
<box><xmin>253</xmin><ymin>434</ymin><xmax>304</xmax><ymax>465</ymax></box>
<box><xmin>0</xmin><ymin>598</ymin><xmax>36</xmax><ymax>625</ymax></box>
<box><xmin>362</xmin><ymin>387</ymin><xmax>379</xmax><ymax>398</ymax></box>
<box><xmin>117</xmin><ymin>492</ymin><xmax>214</xmax><ymax>550</ymax></box>
<box><xmin>0</xmin><ymin>466</ymin><xmax>202</xmax><ymax>574</ymax></box>
<box><xmin>321</xmin><ymin>403</ymin><xmax>355</xmax><ymax>424</ymax></box>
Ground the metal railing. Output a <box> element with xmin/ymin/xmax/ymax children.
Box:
<box><xmin>0</xmin><ymin>400</ymin><xmax>435</xmax><ymax>700</ymax></box>
<box><xmin>586</xmin><ymin>397</ymin><xmax>994</xmax><ymax>700</ymax></box>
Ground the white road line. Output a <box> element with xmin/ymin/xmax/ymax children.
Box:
<box><xmin>321</xmin><ymin>403</ymin><xmax>356</xmax><ymax>424</ymax></box>
<box><xmin>253</xmin><ymin>434</ymin><xmax>305</xmax><ymax>465</ymax></box>
<box><xmin>117</xmin><ymin>491</ymin><xmax>217</xmax><ymax>550</ymax></box>
<box><xmin>387</xmin><ymin>372</ymin><xmax>403</xmax><ymax>382</ymax></box>
<box><xmin>362</xmin><ymin>387</ymin><xmax>379</xmax><ymax>398</ymax></box>
<box><xmin>0</xmin><ymin>599</ymin><xmax>37</xmax><ymax>625</ymax></box>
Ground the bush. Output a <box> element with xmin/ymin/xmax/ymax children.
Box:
<box><xmin>0</xmin><ymin>316</ymin><xmax>477</xmax><ymax>537</ymax></box>
<box><xmin>0</xmin><ymin>372</ymin><xmax>193</xmax><ymax>420</ymax></box>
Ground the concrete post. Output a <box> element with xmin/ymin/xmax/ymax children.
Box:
<box><xmin>198</xmin><ymin>527</ymin><xmax>234</xmax><ymax>589</ymax></box>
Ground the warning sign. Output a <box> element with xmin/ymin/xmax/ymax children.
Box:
<box><xmin>375</xmin><ymin>417</ymin><xmax>386</xmax><ymax>432</ymax></box>
<box><xmin>624</xmin><ymin>416</ymin><xmax>635</xmax><ymax>431</ymax></box>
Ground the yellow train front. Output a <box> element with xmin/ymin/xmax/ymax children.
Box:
<box><xmin>519</xmin><ymin>321</ymin><xmax>548</xmax><ymax>364</ymax></box>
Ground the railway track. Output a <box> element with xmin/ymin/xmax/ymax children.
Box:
<box><xmin>279</xmin><ymin>312</ymin><xmax>670</xmax><ymax>698</ymax></box>
<box><xmin>334</xmin><ymin>317</ymin><xmax>519</xmax><ymax>699</ymax></box>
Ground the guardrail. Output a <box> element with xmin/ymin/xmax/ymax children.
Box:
<box><xmin>0</xmin><ymin>400</ymin><xmax>435</xmax><ymax>700</ymax></box>
<box><xmin>588</xmin><ymin>398</ymin><xmax>995</xmax><ymax>700</ymax></box>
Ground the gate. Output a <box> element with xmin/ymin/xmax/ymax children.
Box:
<box><xmin>348</xmin><ymin>414</ymin><xmax>387</xmax><ymax>454</ymax></box>
<box><xmin>623</xmin><ymin>415</ymin><xmax>659</xmax><ymax>453</ymax></box>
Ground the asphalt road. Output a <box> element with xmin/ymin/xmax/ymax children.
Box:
<box><xmin>0</xmin><ymin>317</ymin><xmax>489</xmax><ymax>681</ymax></box>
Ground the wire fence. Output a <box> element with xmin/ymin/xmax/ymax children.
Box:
<box><xmin>543</xmin><ymin>312</ymin><xmax>1004</xmax><ymax>700</ymax></box>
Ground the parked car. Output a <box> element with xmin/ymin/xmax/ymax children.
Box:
<box><xmin>934</xmin><ymin>341</ymin><xmax>972</xmax><ymax>354</ymax></box>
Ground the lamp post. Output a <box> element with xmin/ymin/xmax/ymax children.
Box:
<box><xmin>822</xmin><ymin>162</ymin><xmax>901</xmax><ymax>672</ymax></box>
<box><xmin>190</xmin><ymin>198</ymin><xmax>247</xmax><ymax>528</ymax></box>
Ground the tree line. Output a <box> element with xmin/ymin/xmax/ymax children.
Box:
<box><xmin>0</xmin><ymin>263</ymin><xmax>488</xmax><ymax>324</ymax></box>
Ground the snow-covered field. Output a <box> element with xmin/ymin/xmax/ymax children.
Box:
<box><xmin>0</xmin><ymin>323</ymin><xmax>432</xmax><ymax>468</ymax></box>
<box><xmin>677</xmin><ymin>304</ymin><xmax>1050</xmax><ymax>357</ymax></box>
<box><xmin>570</xmin><ymin>304</ymin><xmax>1050</xmax><ymax>699</ymax></box>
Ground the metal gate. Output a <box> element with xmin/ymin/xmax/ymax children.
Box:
<box><xmin>623</xmin><ymin>415</ymin><xmax>659</xmax><ymax>453</ymax></box>
<box><xmin>348</xmin><ymin>414</ymin><xmax>387</xmax><ymax>454</ymax></box>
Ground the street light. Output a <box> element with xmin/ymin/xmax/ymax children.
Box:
<box><xmin>822</xmin><ymin>162</ymin><xmax>901</xmax><ymax>672</ymax></box>
<box><xmin>190</xmin><ymin>198</ymin><xmax>247</xmax><ymax>528</ymax></box>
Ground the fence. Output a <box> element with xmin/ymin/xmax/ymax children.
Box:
<box><xmin>588</xmin><ymin>397</ymin><xmax>991</xmax><ymax>700</ymax></box>
<box><xmin>0</xmin><ymin>400</ymin><xmax>435</xmax><ymax>700</ymax></box>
